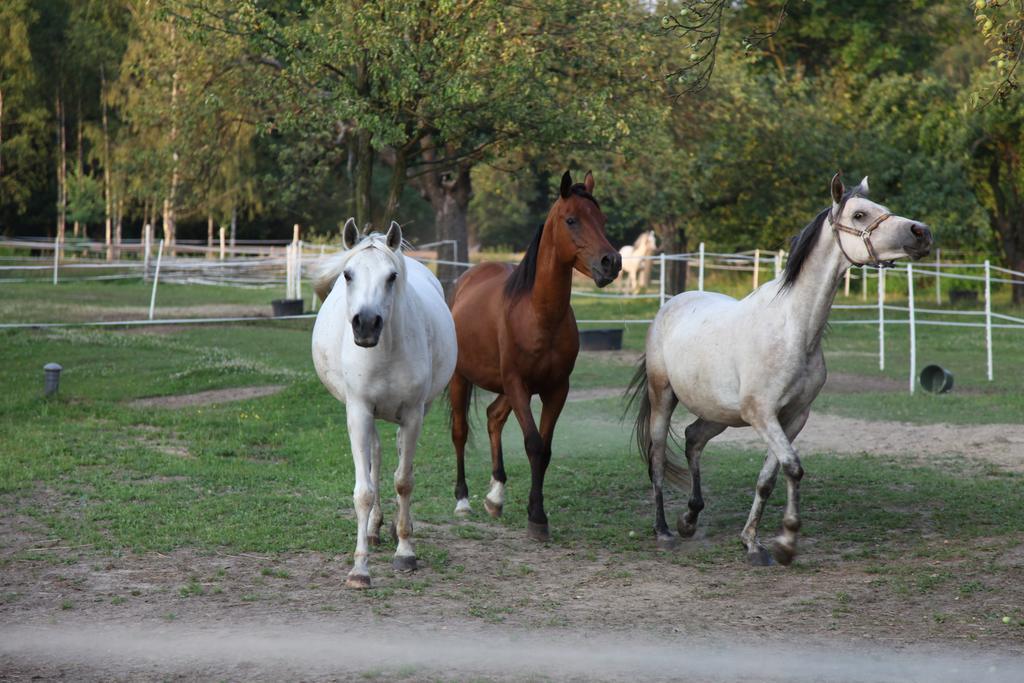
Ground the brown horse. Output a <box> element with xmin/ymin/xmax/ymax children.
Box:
<box><xmin>448</xmin><ymin>170</ymin><xmax>621</xmax><ymax>541</ymax></box>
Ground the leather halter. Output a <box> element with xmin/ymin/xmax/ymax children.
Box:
<box><xmin>830</xmin><ymin>209</ymin><xmax>893</xmax><ymax>267</ymax></box>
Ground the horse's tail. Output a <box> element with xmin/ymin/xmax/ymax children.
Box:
<box><xmin>624</xmin><ymin>355</ymin><xmax>690</xmax><ymax>491</ymax></box>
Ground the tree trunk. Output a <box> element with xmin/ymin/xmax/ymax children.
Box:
<box><xmin>55</xmin><ymin>91</ymin><xmax>66</xmax><ymax>258</ymax></box>
<box><xmin>655</xmin><ymin>219</ymin><xmax>688</xmax><ymax>295</ymax></box>
<box><xmin>164</xmin><ymin>23</ymin><xmax>180</xmax><ymax>254</ymax></box>
<box><xmin>230</xmin><ymin>205</ymin><xmax>237</xmax><ymax>257</ymax></box>
<box><xmin>354</xmin><ymin>128</ymin><xmax>374</xmax><ymax>227</ymax></box>
<box><xmin>206</xmin><ymin>214</ymin><xmax>215</xmax><ymax>259</ymax></box>
<box><xmin>382</xmin><ymin>146</ymin><xmax>407</xmax><ymax>225</ymax></box>
<box><xmin>0</xmin><ymin>86</ymin><xmax>4</xmax><ymax>176</ymax></box>
<box><xmin>416</xmin><ymin>148</ymin><xmax>472</xmax><ymax>299</ymax></box>
<box><xmin>74</xmin><ymin>98</ymin><xmax>83</xmax><ymax>239</ymax></box>
<box><xmin>101</xmin><ymin>66</ymin><xmax>113</xmax><ymax>261</ymax></box>
<box><xmin>113</xmin><ymin>192</ymin><xmax>123</xmax><ymax>260</ymax></box>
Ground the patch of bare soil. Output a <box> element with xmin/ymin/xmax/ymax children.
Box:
<box><xmin>128</xmin><ymin>384</ymin><xmax>285</xmax><ymax>409</ymax></box>
<box><xmin>2</xmin><ymin>517</ymin><xmax>1022</xmax><ymax>681</ymax></box>
<box><xmin>710</xmin><ymin>411</ymin><xmax>1024</xmax><ymax>471</ymax></box>
<box><xmin>823</xmin><ymin>371</ymin><xmax>906</xmax><ymax>393</ymax></box>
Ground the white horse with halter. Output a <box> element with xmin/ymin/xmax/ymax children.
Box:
<box><xmin>312</xmin><ymin>219</ymin><xmax>457</xmax><ymax>588</ymax></box>
<box><xmin>629</xmin><ymin>173</ymin><xmax>932</xmax><ymax>565</ymax></box>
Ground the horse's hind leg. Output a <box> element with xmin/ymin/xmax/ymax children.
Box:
<box><xmin>484</xmin><ymin>394</ymin><xmax>512</xmax><ymax>518</ymax></box>
<box><xmin>647</xmin><ymin>378</ymin><xmax>679</xmax><ymax>549</ymax></box>
<box><xmin>449</xmin><ymin>373</ymin><xmax>472</xmax><ymax>515</ymax></box>
<box><xmin>744</xmin><ymin>407</ymin><xmax>810</xmax><ymax>566</ymax></box>
<box><xmin>676</xmin><ymin>418</ymin><xmax>726</xmax><ymax>538</ymax></box>
<box><xmin>367</xmin><ymin>428</ymin><xmax>384</xmax><ymax>546</ymax></box>
<box><xmin>392</xmin><ymin>409</ymin><xmax>424</xmax><ymax>573</ymax></box>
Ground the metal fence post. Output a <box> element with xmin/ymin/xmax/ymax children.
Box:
<box><xmin>907</xmin><ymin>263</ymin><xmax>916</xmax><ymax>394</ymax></box>
<box><xmin>752</xmin><ymin>248</ymin><xmax>760</xmax><ymax>291</ymax></box>
<box><xmin>659</xmin><ymin>252</ymin><xmax>666</xmax><ymax>305</ymax></box>
<box><xmin>985</xmin><ymin>259</ymin><xmax>993</xmax><ymax>381</ymax></box>
<box><xmin>698</xmin><ymin>242</ymin><xmax>705</xmax><ymax>292</ymax></box>
<box><xmin>935</xmin><ymin>248</ymin><xmax>941</xmax><ymax>305</ymax></box>
<box><xmin>878</xmin><ymin>267</ymin><xmax>886</xmax><ymax>371</ymax></box>
<box><xmin>52</xmin><ymin>236</ymin><xmax>59</xmax><ymax>286</ymax></box>
<box><xmin>148</xmin><ymin>239</ymin><xmax>164</xmax><ymax>320</ymax></box>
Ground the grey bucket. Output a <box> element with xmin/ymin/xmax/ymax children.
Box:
<box><xmin>44</xmin><ymin>362</ymin><xmax>63</xmax><ymax>397</ymax></box>
<box><xmin>271</xmin><ymin>298</ymin><xmax>304</xmax><ymax>317</ymax></box>
<box><xmin>920</xmin><ymin>365</ymin><xmax>954</xmax><ymax>394</ymax></box>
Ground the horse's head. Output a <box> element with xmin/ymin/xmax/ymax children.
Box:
<box><xmin>829</xmin><ymin>173</ymin><xmax>932</xmax><ymax>266</ymax></box>
<box><xmin>339</xmin><ymin>218</ymin><xmax>405</xmax><ymax>348</ymax></box>
<box><xmin>549</xmin><ymin>170</ymin><xmax>621</xmax><ymax>287</ymax></box>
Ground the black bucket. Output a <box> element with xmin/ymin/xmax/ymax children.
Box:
<box><xmin>579</xmin><ymin>328</ymin><xmax>623</xmax><ymax>351</ymax></box>
<box><xmin>920</xmin><ymin>364</ymin><xmax>954</xmax><ymax>393</ymax></box>
<box><xmin>271</xmin><ymin>298</ymin><xmax>304</xmax><ymax>317</ymax></box>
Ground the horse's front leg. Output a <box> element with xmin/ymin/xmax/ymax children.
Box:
<box><xmin>529</xmin><ymin>382</ymin><xmax>569</xmax><ymax>542</ymax></box>
<box><xmin>345</xmin><ymin>403</ymin><xmax>377</xmax><ymax>588</ymax></box>
<box><xmin>745</xmin><ymin>408</ymin><xmax>809</xmax><ymax>566</ymax></box>
<box><xmin>504</xmin><ymin>379</ymin><xmax>549</xmax><ymax>541</ymax></box>
<box><xmin>392</xmin><ymin>407</ymin><xmax>424</xmax><ymax>573</ymax></box>
<box><xmin>449</xmin><ymin>373</ymin><xmax>472</xmax><ymax>515</ymax></box>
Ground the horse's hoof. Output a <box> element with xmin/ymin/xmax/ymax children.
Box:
<box><xmin>527</xmin><ymin>521</ymin><xmax>550</xmax><ymax>542</ymax></box>
<box><xmin>454</xmin><ymin>499</ymin><xmax>472</xmax><ymax>516</ymax></box>
<box><xmin>656</xmin><ymin>533</ymin><xmax>678</xmax><ymax>550</ymax></box>
<box><xmin>392</xmin><ymin>555</ymin><xmax>417</xmax><ymax>573</ymax></box>
<box><xmin>676</xmin><ymin>519</ymin><xmax>698</xmax><ymax>538</ymax></box>
<box><xmin>747</xmin><ymin>546</ymin><xmax>774</xmax><ymax>567</ymax></box>
<box><xmin>345</xmin><ymin>573</ymin><xmax>371</xmax><ymax>589</ymax></box>
<box><xmin>483</xmin><ymin>497</ymin><xmax>503</xmax><ymax>518</ymax></box>
<box><xmin>769</xmin><ymin>540</ymin><xmax>796</xmax><ymax>566</ymax></box>
<box><xmin>367</xmin><ymin>535</ymin><xmax>381</xmax><ymax>547</ymax></box>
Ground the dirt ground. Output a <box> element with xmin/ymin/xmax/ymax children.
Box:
<box><xmin>4</xmin><ymin>372</ymin><xmax>1024</xmax><ymax>681</ymax></box>
<box><xmin>3</xmin><ymin>508</ymin><xmax>1023</xmax><ymax>682</ymax></box>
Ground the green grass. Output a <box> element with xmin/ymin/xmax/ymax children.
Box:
<box><xmin>0</xmin><ymin>278</ymin><xmax>1021</xmax><ymax>575</ymax></box>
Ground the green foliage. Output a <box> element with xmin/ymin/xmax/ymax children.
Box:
<box><xmin>65</xmin><ymin>170</ymin><xmax>104</xmax><ymax>225</ymax></box>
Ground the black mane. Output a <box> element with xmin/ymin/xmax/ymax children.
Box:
<box><xmin>781</xmin><ymin>188</ymin><xmax>861</xmax><ymax>289</ymax></box>
<box><xmin>504</xmin><ymin>223</ymin><xmax>544</xmax><ymax>299</ymax></box>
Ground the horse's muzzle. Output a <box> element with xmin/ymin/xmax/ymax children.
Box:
<box><xmin>352</xmin><ymin>310</ymin><xmax>383</xmax><ymax>347</ymax></box>
<box><xmin>591</xmin><ymin>252</ymin><xmax>622</xmax><ymax>288</ymax></box>
<box><xmin>905</xmin><ymin>222</ymin><xmax>933</xmax><ymax>260</ymax></box>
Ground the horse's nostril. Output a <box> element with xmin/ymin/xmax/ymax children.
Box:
<box><xmin>373</xmin><ymin>315</ymin><xmax>383</xmax><ymax>330</ymax></box>
<box><xmin>352</xmin><ymin>314</ymin><xmax>361</xmax><ymax>328</ymax></box>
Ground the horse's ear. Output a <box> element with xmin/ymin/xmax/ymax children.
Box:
<box><xmin>830</xmin><ymin>172</ymin><xmax>845</xmax><ymax>205</ymax></box>
<box><xmin>560</xmin><ymin>170</ymin><xmax>573</xmax><ymax>199</ymax></box>
<box><xmin>342</xmin><ymin>217</ymin><xmax>359</xmax><ymax>249</ymax></box>
<box><xmin>583</xmin><ymin>170</ymin><xmax>595</xmax><ymax>194</ymax></box>
<box><xmin>856</xmin><ymin>176</ymin><xmax>870</xmax><ymax>195</ymax></box>
<box><xmin>385</xmin><ymin>220</ymin><xmax>403</xmax><ymax>252</ymax></box>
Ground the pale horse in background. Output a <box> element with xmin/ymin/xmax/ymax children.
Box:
<box><xmin>628</xmin><ymin>174</ymin><xmax>932</xmax><ymax>566</ymax></box>
<box><xmin>312</xmin><ymin>219</ymin><xmax>457</xmax><ymax>589</ymax></box>
<box><xmin>619</xmin><ymin>230</ymin><xmax>658</xmax><ymax>293</ymax></box>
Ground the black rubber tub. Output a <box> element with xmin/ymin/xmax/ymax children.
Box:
<box><xmin>271</xmin><ymin>298</ymin><xmax>304</xmax><ymax>317</ymax></box>
<box><xmin>579</xmin><ymin>328</ymin><xmax>623</xmax><ymax>351</ymax></box>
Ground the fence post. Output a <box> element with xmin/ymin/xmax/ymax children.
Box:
<box><xmin>774</xmin><ymin>250</ymin><xmax>782</xmax><ymax>279</ymax></box>
<box><xmin>659</xmin><ymin>252</ymin><xmax>666</xmax><ymax>305</ymax></box>
<box><xmin>148</xmin><ymin>239</ymin><xmax>164</xmax><ymax>321</ymax></box>
<box><xmin>296</xmin><ymin>240</ymin><xmax>303</xmax><ymax>302</ymax></box>
<box><xmin>935</xmin><ymin>248</ymin><xmax>941</xmax><ymax>306</ymax></box>
<box><xmin>143</xmin><ymin>223</ymin><xmax>152</xmax><ymax>282</ymax></box>
<box><xmin>219</xmin><ymin>227</ymin><xmax>226</xmax><ymax>261</ymax></box>
<box><xmin>285</xmin><ymin>243</ymin><xmax>294</xmax><ymax>300</ymax></box>
<box><xmin>861</xmin><ymin>265</ymin><xmax>867</xmax><ymax>301</ymax></box>
<box><xmin>52</xmin><ymin>236</ymin><xmax>60</xmax><ymax>285</ymax></box>
<box><xmin>698</xmin><ymin>242</ymin><xmax>705</xmax><ymax>292</ymax></box>
<box><xmin>752</xmin><ymin>248</ymin><xmax>760</xmax><ymax>291</ymax></box>
<box><xmin>878</xmin><ymin>267</ymin><xmax>886</xmax><ymax>371</ymax></box>
<box><xmin>844</xmin><ymin>267</ymin><xmax>851</xmax><ymax>297</ymax></box>
<box><xmin>908</xmin><ymin>263</ymin><xmax>916</xmax><ymax>394</ymax></box>
<box><xmin>985</xmin><ymin>259</ymin><xmax>993</xmax><ymax>381</ymax></box>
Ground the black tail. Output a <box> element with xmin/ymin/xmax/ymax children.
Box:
<box><xmin>624</xmin><ymin>355</ymin><xmax>690</xmax><ymax>491</ymax></box>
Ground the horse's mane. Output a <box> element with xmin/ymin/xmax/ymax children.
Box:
<box><xmin>781</xmin><ymin>188</ymin><xmax>862</xmax><ymax>290</ymax></box>
<box><xmin>313</xmin><ymin>232</ymin><xmax>405</xmax><ymax>302</ymax></box>
<box><xmin>504</xmin><ymin>223</ymin><xmax>544</xmax><ymax>299</ymax></box>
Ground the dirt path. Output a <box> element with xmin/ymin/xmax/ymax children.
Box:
<box><xmin>3</xmin><ymin>515</ymin><xmax>1023</xmax><ymax>681</ymax></box>
<box><xmin>129</xmin><ymin>384</ymin><xmax>286</xmax><ymax>409</ymax></box>
<box><xmin>2</xmin><ymin>621</ymin><xmax>1020</xmax><ymax>682</ymax></box>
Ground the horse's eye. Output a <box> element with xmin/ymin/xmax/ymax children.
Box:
<box><xmin>853</xmin><ymin>211</ymin><xmax>865</xmax><ymax>220</ymax></box>
<box><xmin>343</xmin><ymin>271</ymin><xmax>352</xmax><ymax>282</ymax></box>
<box><xmin>566</xmin><ymin>217</ymin><xmax>577</xmax><ymax>226</ymax></box>
<box><xmin>387</xmin><ymin>272</ymin><xmax>397</xmax><ymax>284</ymax></box>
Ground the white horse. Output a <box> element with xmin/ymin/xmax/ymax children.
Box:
<box><xmin>628</xmin><ymin>174</ymin><xmax>932</xmax><ymax>565</ymax></box>
<box><xmin>312</xmin><ymin>219</ymin><xmax>457</xmax><ymax>588</ymax></box>
<box><xmin>619</xmin><ymin>230</ymin><xmax>658</xmax><ymax>293</ymax></box>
